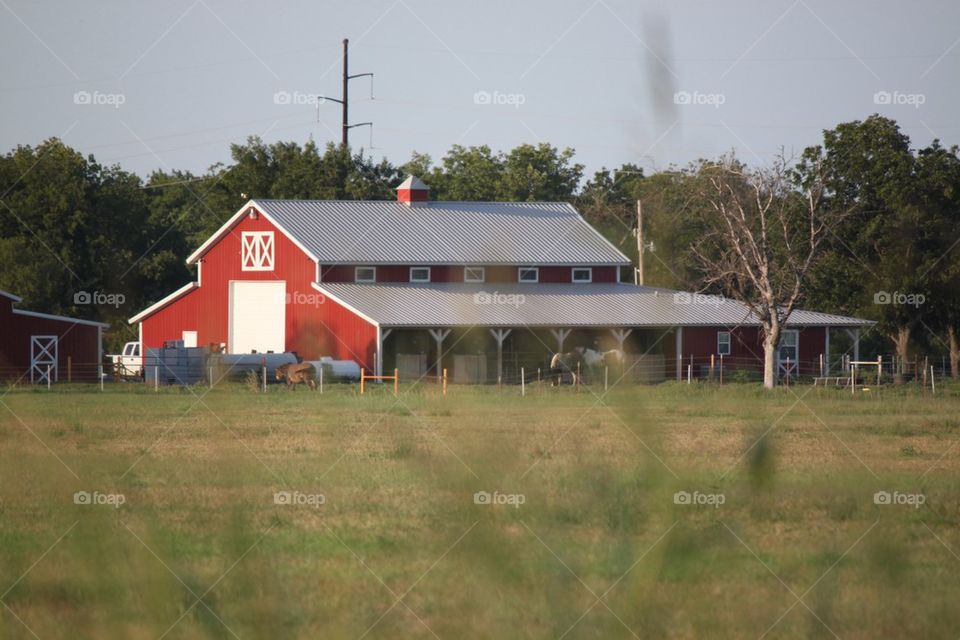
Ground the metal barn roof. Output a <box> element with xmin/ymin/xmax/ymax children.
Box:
<box><xmin>316</xmin><ymin>282</ymin><xmax>872</xmax><ymax>328</ymax></box>
<box><xmin>250</xmin><ymin>199</ymin><xmax>631</xmax><ymax>265</ymax></box>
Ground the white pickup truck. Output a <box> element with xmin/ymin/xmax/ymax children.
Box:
<box><xmin>109</xmin><ymin>341</ymin><xmax>142</xmax><ymax>378</ymax></box>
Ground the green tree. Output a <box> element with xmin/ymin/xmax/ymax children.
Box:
<box><xmin>801</xmin><ymin>116</ymin><xmax>943</xmax><ymax>379</ymax></box>
<box><xmin>497</xmin><ymin>143</ymin><xmax>582</xmax><ymax>201</ymax></box>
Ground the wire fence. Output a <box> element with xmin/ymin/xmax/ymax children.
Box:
<box><xmin>1</xmin><ymin>352</ymin><xmax>956</xmax><ymax>391</ymax></box>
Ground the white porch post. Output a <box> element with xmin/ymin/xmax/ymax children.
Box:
<box><xmin>550</xmin><ymin>328</ymin><xmax>572</xmax><ymax>353</ymax></box>
<box><xmin>489</xmin><ymin>328</ymin><xmax>512</xmax><ymax>382</ymax></box>
<box><xmin>846</xmin><ymin>327</ymin><xmax>860</xmax><ymax>364</ymax></box>
<box><xmin>377</xmin><ymin>328</ymin><xmax>392</xmax><ymax>378</ymax></box>
<box><xmin>609</xmin><ymin>328</ymin><xmax>632</xmax><ymax>351</ymax></box>
<box><xmin>824</xmin><ymin>327</ymin><xmax>830</xmax><ymax>376</ymax></box>
<box><xmin>675</xmin><ymin>327</ymin><xmax>684</xmax><ymax>381</ymax></box>
<box><xmin>428</xmin><ymin>328</ymin><xmax>451</xmax><ymax>384</ymax></box>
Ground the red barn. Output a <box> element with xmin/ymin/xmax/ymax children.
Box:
<box><xmin>0</xmin><ymin>290</ymin><xmax>108</xmax><ymax>383</ymax></box>
<box><xmin>130</xmin><ymin>177</ymin><xmax>870</xmax><ymax>383</ymax></box>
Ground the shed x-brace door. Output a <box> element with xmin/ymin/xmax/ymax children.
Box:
<box><xmin>30</xmin><ymin>335</ymin><xmax>58</xmax><ymax>383</ymax></box>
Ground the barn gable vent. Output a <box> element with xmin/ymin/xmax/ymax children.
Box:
<box><xmin>396</xmin><ymin>175</ymin><xmax>429</xmax><ymax>206</ymax></box>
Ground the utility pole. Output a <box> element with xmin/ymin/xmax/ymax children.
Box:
<box><xmin>636</xmin><ymin>200</ymin><xmax>644</xmax><ymax>286</ymax></box>
<box><xmin>318</xmin><ymin>38</ymin><xmax>374</xmax><ymax>149</ymax></box>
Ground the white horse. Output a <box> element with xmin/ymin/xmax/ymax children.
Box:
<box><xmin>550</xmin><ymin>348</ymin><xmax>625</xmax><ymax>385</ymax></box>
<box><xmin>550</xmin><ymin>351</ymin><xmax>584</xmax><ymax>385</ymax></box>
<box><xmin>576</xmin><ymin>347</ymin><xmax>624</xmax><ymax>369</ymax></box>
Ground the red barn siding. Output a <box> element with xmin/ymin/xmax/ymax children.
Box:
<box><xmin>0</xmin><ymin>296</ymin><xmax>103</xmax><ymax>382</ymax></box>
<box><xmin>679</xmin><ymin>325</ymin><xmax>828</xmax><ymax>377</ymax></box>
<box><xmin>311</xmin><ymin>294</ymin><xmax>378</xmax><ymax>368</ymax></box>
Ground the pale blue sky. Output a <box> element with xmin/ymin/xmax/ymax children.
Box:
<box><xmin>1</xmin><ymin>0</ymin><xmax>957</xmax><ymax>180</ymax></box>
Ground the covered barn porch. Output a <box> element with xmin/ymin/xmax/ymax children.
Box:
<box><xmin>315</xmin><ymin>282</ymin><xmax>873</xmax><ymax>386</ymax></box>
<box><xmin>376</xmin><ymin>326</ymin><xmax>670</xmax><ymax>385</ymax></box>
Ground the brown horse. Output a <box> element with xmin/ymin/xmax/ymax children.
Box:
<box><xmin>275</xmin><ymin>363</ymin><xmax>317</xmax><ymax>390</ymax></box>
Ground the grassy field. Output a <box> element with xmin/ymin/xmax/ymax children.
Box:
<box><xmin>1</xmin><ymin>379</ymin><xmax>960</xmax><ymax>639</ymax></box>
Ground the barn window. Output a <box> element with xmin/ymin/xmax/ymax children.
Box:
<box><xmin>241</xmin><ymin>232</ymin><xmax>274</xmax><ymax>271</ymax></box>
<box><xmin>717</xmin><ymin>331</ymin><xmax>731</xmax><ymax>356</ymax></box>
<box><xmin>572</xmin><ymin>267</ymin><xmax>592</xmax><ymax>283</ymax></box>
<box><xmin>518</xmin><ymin>267</ymin><xmax>539</xmax><ymax>283</ymax></box>
<box><xmin>355</xmin><ymin>266</ymin><xmax>376</xmax><ymax>283</ymax></box>
<box><xmin>410</xmin><ymin>267</ymin><xmax>431</xmax><ymax>283</ymax></box>
<box><xmin>464</xmin><ymin>266</ymin><xmax>485</xmax><ymax>283</ymax></box>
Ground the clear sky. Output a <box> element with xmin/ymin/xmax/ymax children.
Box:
<box><xmin>1</xmin><ymin>0</ymin><xmax>957</xmax><ymax>180</ymax></box>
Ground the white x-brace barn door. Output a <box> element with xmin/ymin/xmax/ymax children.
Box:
<box><xmin>30</xmin><ymin>335</ymin><xmax>58</xmax><ymax>384</ymax></box>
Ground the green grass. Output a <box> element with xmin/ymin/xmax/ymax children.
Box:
<box><xmin>2</xmin><ymin>380</ymin><xmax>960</xmax><ymax>638</ymax></box>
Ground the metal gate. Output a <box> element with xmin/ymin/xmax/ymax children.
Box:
<box><xmin>30</xmin><ymin>335</ymin><xmax>58</xmax><ymax>384</ymax></box>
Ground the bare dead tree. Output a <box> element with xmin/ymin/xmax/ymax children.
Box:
<box><xmin>688</xmin><ymin>155</ymin><xmax>846</xmax><ymax>388</ymax></box>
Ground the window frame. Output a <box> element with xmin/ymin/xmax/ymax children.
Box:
<box><xmin>571</xmin><ymin>267</ymin><xmax>593</xmax><ymax>283</ymax></box>
<box><xmin>518</xmin><ymin>267</ymin><xmax>539</xmax><ymax>283</ymax></box>
<box><xmin>717</xmin><ymin>331</ymin><xmax>731</xmax><ymax>356</ymax></box>
<box><xmin>240</xmin><ymin>231</ymin><xmax>275</xmax><ymax>272</ymax></box>
<box><xmin>354</xmin><ymin>266</ymin><xmax>377</xmax><ymax>283</ymax></box>
<box><xmin>409</xmin><ymin>267</ymin><xmax>431</xmax><ymax>283</ymax></box>
<box><xmin>464</xmin><ymin>266</ymin><xmax>485</xmax><ymax>283</ymax></box>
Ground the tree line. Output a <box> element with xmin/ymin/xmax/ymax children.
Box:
<box><xmin>1</xmin><ymin>115</ymin><xmax>959</xmax><ymax>377</ymax></box>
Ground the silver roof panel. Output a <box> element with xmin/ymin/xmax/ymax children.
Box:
<box><xmin>253</xmin><ymin>199</ymin><xmax>631</xmax><ymax>265</ymax></box>
<box><xmin>317</xmin><ymin>282</ymin><xmax>873</xmax><ymax>328</ymax></box>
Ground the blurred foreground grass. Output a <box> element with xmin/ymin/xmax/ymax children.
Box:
<box><xmin>1</xmin><ymin>380</ymin><xmax>960</xmax><ymax>638</ymax></box>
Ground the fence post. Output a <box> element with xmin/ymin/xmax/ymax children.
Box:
<box><xmin>209</xmin><ymin>366</ymin><xmax>213</xmax><ymax>389</ymax></box>
<box><xmin>99</xmin><ymin>363</ymin><xmax>104</xmax><ymax>391</ymax></box>
<box><xmin>46</xmin><ymin>364</ymin><xmax>51</xmax><ymax>390</ymax></box>
<box><xmin>576</xmin><ymin>362</ymin><xmax>581</xmax><ymax>392</ymax></box>
<box><xmin>360</xmin><ymin>369</ymin><xmax>365</xmax><ymax>395</ymax></box>
<box><xmin>931</xmin><ymin>365</ymin><xmax>936</xmax><ymax>394</ymax></box>
<box><xmin>521</xmin><ymin>367</ymin><xmax>525</xmax><ymax>397</ymax></box>
<box><xmin>319</xmin><ymin>366</ymin><xmax>323</xmax><ymax>394</ymax></box>
<box><xmin>67</xmin><ymin>356</ymin><xmax>72</xmax><ymax>383</ymax></box>
<box><xmin>394</xmin><ymin>368</ymin><xmax>399</xmax><ymax>396</ymax></box>
<box><xmin>687</xmin><ymin>364</ymin><xmax>692</xmax><ymax>384</ymax></box>
<box><xmin>604</xmin><ymin>365</ymin><xmax>608</xmax><ymax>392</ymax></box>
<box><xmin>261</xmin><ymin>364</ymin><xmax>266</xmax><ymax>393</ymax></box>
<box><xmin>710</xmin><ymin>354</ymin><xmax>715</xmax><ymax>381</ymax></box>
<box><xmin>819</xmin><ymin>353</ymin><xmax>824</xmax><ymax>378</ymax></box>
<box><xmin>155</xmin><ymin>366</ymin><xmax>159</xmax><ymax>392</ymax></box>
<box><xmin>876</xmin><ymin>356</ymin><xmax>882</xmax><ymax>386</ymax></box>
<box><xmin>719</xmin><ymin>354</ymin><xmax>724</xmax><ymax>386</ymax></box>
<box><xmin>442</xmin><ymin>368</ymin><xmax>447</xmax><ymax>397</ymax></box>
